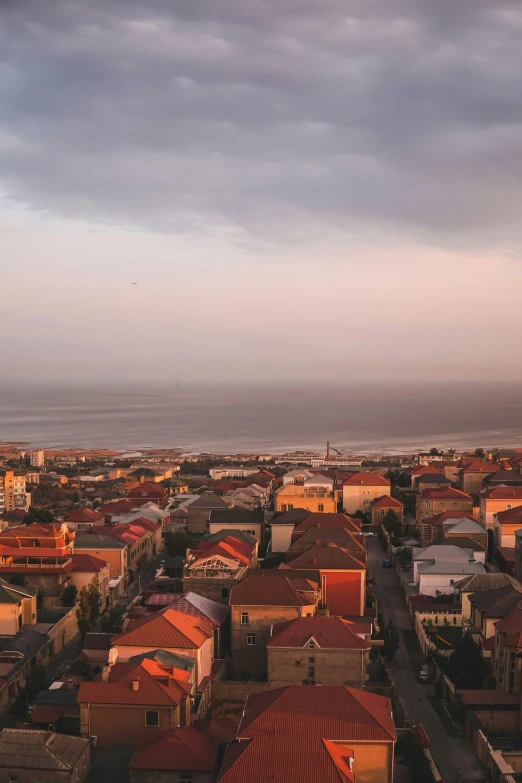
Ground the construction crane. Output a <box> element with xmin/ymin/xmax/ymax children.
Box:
<box><xmin>326</xmin><ymin>441</ymin><xmax>347</xmax><ymax>459</ymax></box>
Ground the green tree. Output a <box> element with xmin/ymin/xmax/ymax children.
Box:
<box><xmin>72</xmin><ymin>491</ymin><xmax>81</xmax><ymax>504</ymax></box>
<box><xmin>446</xmin><ymin>632</ymin><xmax>487</xmax><ymax>689</ymax></box>
<box><xmin>164</xmin><ymin>530</ymin><xmax>203</xmax><ymax>558</ymax></box>
<box><xmin>87</xmin><ymin>583</ymin><xmax>102</xmax><ymax>624</ymax></box>
<box><xmin>474</xmin><ymin>448</ymin><xmax>485</xmax><ymax>459</ymax></box>
<box><xmin>26</xmin><ymin>507</ymin><xmax>54</xmax><ymax>524</ymax></box>
<box><xmin>62</xmin><ymin>584</ymin><xmax>78</xmax><ymax>607</ymax></box>
<box><xmin>9</xmin><ymin>572</ymin><xmax>27</xmax><ymax>586</ymax></box>
<box><xmin>100</xmin><ymin>608</ymin><xmax>124</xmax><ymax>634</ymax></box>
<box><xmin>382</xmin><ymin>509</ymin><xmax>401</xmax><ymax>536</ymax></box>
<box><xmin>429</xmin><ymin>448</ymin><xmax>441</xmax><ymax>456</ymax></box>
<box><xmin>75</xmin><ymin>587</ymin><xmax>92</xmax><ymax>641</ymax></box>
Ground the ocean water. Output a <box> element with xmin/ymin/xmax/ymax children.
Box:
<box><xmin>0</xmin><ymin>382</ymin><xmax>521</xmax><ymax>455</ymax></box>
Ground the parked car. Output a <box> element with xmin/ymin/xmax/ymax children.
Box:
<box><xmin>382</xmin><ymin>559</ymin><xmax>392</xmax><ymax>568</ymax></box>
<box><xmin>417</xmin><ymin>667</ymin><xmax>431</xmax><ymax>683</ymax></box>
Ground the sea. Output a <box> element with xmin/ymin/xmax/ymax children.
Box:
<box><xmin>0</xmin><ymin>382</ymin><xmax>521</xmax><ymax>456</ymax></box>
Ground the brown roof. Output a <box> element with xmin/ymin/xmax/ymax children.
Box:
<box><xmin>70</xmin><ymin>553</ymin><xmax>108</xmax><ymax>573</ymax></box>
<box><xmin>483</xmin><ymin>486</ymin><xmax>522</xmax><ymax>500</ymax></box>
<box><xmin>423</xmin><ymin>511</ymin><xmax>478</xmax><ymax>527</ymax></box>
<box><xmin>78</xmin><ymin>658</ymin><xmax>191</xmax><ymax>706</ymax></box>
<box><xmin>230</xmin><ymin>573</ymin><xmax>318</xmax><ymax>607</ymax></box>
<box><xmin>496</xmin><ymin>505</ymin><xmax>522</xmax><ymax>525</ymax></box>
<box><xmin>343</xmin><ymin>473</ymin><xmax>390</xmax><ymax>487</ymax></box>
<box><xmin>370</xmin><ymin>495</ymin><xmax>404</xmax><ymax>509</ymax></box>
<box><xmin>461</xmin><ymin>460</ymin><xmax>500</xmax><ymax>474</ymax></box>
<box><xmin>469</xmin><ymin>584</ymin><xmax>522</xmax><ymax>617</ymax></box>
<box><xmin>292</xmin><ymin>513</ymin><xmax>361</xmax><ymax>537</ymax></box>
<box><xmin>287</xmin><ymin>527</ymin><xmax>365</xmax><ymax>558</ymax></box>
<box><xmin>64</xmin><ymin>509</ymin><xmax>104</xmax><ymax>524</ymax></box>
<box><xmin>439</xmin><ymin>537</ymin><xmax>485</xmax><ymax>552</ymax></box>
<box><xmin>420</xmin><ymin>487</ymin><xmax>472</xmax><ymax>501</ymax></box>
<box><xmin>267</xmin><ymin>617</ymin><xmax>370</xmax><ymax>650</ymax></box>
<box><xmin>281</xmin><ymin>543</ymin><xmax>366</xmax><ymax>571</ymax></box>
<box><xmin>129</xmin><ymin>726</ymin><xmax>219</xmax><ymax>771</ymax></box>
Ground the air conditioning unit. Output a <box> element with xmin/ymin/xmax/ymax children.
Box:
<box><xmin>302</xmin><ymin>679</ymin><xmax>308</xmax><ymax>685</ymax></box>
<box><xmin>90</xmin><ymin>736</ymin><xmax>98</xmax><ymax>747</ymax></box>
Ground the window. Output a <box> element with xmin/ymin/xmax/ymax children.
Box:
<box><xmin>145</xmin><ymin>710</ymin><xmax>159</xmax><ymax>727</ymax></box>
<box><xmin>308</xmin><ymin>640</ymin><xmax>315</xmax><ymax>649</ymax></box>
<box><xmin>288</xmin><ymin>504</ymin><xmax>294</xmax><ymax>510</ymax></box>
<box><xmin>241</xmin><ymin>612</ymin><xmax>249</xmax><ymax>625</ymax></box>
<box><xmin>380</xmin><ymin>509</ymin><xmax>385</xmax><ymax>517</ymax></box>
<box><xmin>318</xmin><ymin>504</ymin><xmax>324</xmax><ymax>512</ymax></box>
<box><xmin>247</xmin><ymin>634</ymin><xmax>256</xmax><ymax>646</ymax></box>
<box><xmin>308</xmin><ymin>656</ymin><xmax>315</xmax><ymax>663</ymax></box>
<box><xmin>33</xmin><ymin>539</ymin><xmax>40</xmax><ymax>547</ymax></box>
<box><xmin>9</xmin><ymin>776</ymin><xmax>17</xmax><ymax>783</ymax></box>
<box><xmin>281</xmin><ymin>504</ymin><xmax>287</xmax><ymax>512</ymax></box>
<box><xmin>425</xmin><ymin>502</ymin><xmax>430</xmax><ymax>509</ymax></box>
<box><xmin>507</xmin><ymin>504</ymin><xmax>512</xmax><ymax>510</ymax></box>
<box><xmin>308</xmin><ymin>667</ymin><xmax>315</xmax><ymax>679</ymax></box>
<box><xmin>180</xmin><ymin>775</ymin><xmax>193</xmax><ymax>783</ymax></box>
<box><xmin>221</xmin><ymin>588</ymin><xmax>229</xmax><ymax>599</ymax></box>
<box><xmin>439</xmin><ymin>503</ymin><xmax>444</xmax><ymax>508</ymax></box>
<box><xmin>452</xmin><ymin>503</ymin><xmax>458</xmax><ymax>508</ymax></box>
<box><xmin>509</xmin><ymin>652</ymin><xmax>516</xmax><ymax>693</ymax></box>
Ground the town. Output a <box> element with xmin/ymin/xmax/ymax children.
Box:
<box><xmin>0</xmin><ymin>443</ymin><xmax>521</xmax><ymax>782</ymax></box>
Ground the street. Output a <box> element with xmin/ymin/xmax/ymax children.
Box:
<box><xmin>368</xmin><ymin>537</ymin><xmax>485</xmax><ymax>783</ymax></box>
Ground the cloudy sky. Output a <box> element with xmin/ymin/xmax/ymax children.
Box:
<box><xmin>1</xmin><ymin>0</ymin><xmax>522</xmax><ymax>384</ymax></box>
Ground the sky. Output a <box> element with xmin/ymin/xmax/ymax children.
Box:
<box><xmin>1</xmin><ymin>0</ymin><xmax>522</xmax><ymax>385</ymax></box>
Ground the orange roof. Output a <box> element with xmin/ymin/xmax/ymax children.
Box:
<box><xmin>113</xmin><ymin>609</ymin><xmax>213</xmax><ymax>649</ymax></box>
<box><xmin>370</xmin><ymin>495</ymin><xmax>404</xmax><ymax>509</ymax></box>
<box><xmin>64</xmin><ymin>509</ymin><xmax>104</xmax><ymax>524</ymax></box>
<box><xmin>410</xmin><ymin>465</ymin><xmax>445</xmax><ymax>477</ymax></box>
<box><xmin>281</xmin><ymin>543</ymin><xmax>366</xmax><ymax>571</ymax></box>
<box><xmin>461</xmin><ymin>460</ymin><xmax>499</xmax><ymax>474</ymax></box>
<box><xmin>292</xmin><ymin>513</ymin><xmax>361</xmax><ymax>536</ymax></box>
<box><xmin>77</xmin><ymin>658</ymin><xmax>191</xmax><ymax>706</ymax></box>
<box><xmin>420</xmin><ymin>487</ymin><xmax>472</xmax><ymax>500</ymax></box>
<box><xmin>128</xmin><ymin>482</ymin><xmax>168</xmax><ymax>498</ymax></box>
<box><xmin>343</xmin><ymin>473</ymin><xmax>390</xmax><ymax>487</ymax></box>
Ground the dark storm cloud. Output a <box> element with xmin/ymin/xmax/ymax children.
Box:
<box><xmin>1</xmin><ymin>0</ymin><xmax>521</xmax><ymax>240</ymax></box>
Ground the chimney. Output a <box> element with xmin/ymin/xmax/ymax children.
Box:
<box><xmin>132</xmin><ymin>679</ymin><xmax>140</xmax><ymax>691</ymax></box>
<box><xmin>101</xmin><ymin>666</ymin><xmax>110</xmax><ymax>682</ymax></box>
<box><xmin>66</xmin><ymin>679</ymin><xmax>74</xmax><ymax>690</ymax></box>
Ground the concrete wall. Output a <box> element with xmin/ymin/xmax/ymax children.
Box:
<box><xmin>81</xmin><ymin>703</ymin><xmax>181</xmax><ymax>750</ymax></box>
<box><xmin>343</xmin><ymin>486</ymin><xmax>388</xmax><ymax>514</ymax></box>
<box><xmin>270</xmin><ymin>524</ymin><xmax>294</xmax><ymax>553</ymax></box>
<box><xmin>268</xmin><ymin>647</ymin><xmax>368</xmax><ymax>687</ymax></box>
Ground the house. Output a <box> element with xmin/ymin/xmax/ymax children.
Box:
<box><xmin>110</xmin><ymin>502</ymin><xmax>170</xmax><ymax>527</ymax></box>
<box><xmin>492</xmin><ymin>609</ymin><xmax>522</xmax><ymax>694</ymax></box>
<box><xmin>0</xmin><ymin>578</ymin><xmax>37</xmax><ymax>635</ymax></box>
<box><xmin>209</xmin><ymin>466</ymin><xmax>260</xmax><ymax>480</ymax></box>
<box><xmin>285</xmin><ymin>525</ymin><xmax>366</xmax><ymax>565</ymax></box>
<box><xmin>494</xmin><ymin>506</ymin><xmax>522</xmax><ymax>548</ymax></box>
<box><xmin>129</xmin><ymin>725</ymin><xmax>221</xmax><ymax>783</ymax></box>
<box><xmin>408</xmin><ymin>464</ymin><xmax>446</xmax><ymax>489</ymax></box>
<box><xmin>412</xmin><ymin>544</ymin><xmax>484</xmax><ymax>597</ymax></box>
<box><xmin>208</xmin><ymin>507</ymin><xmax>264</xmax><ymax>543</ymax></box>
<box><xmin>127</xmin><ymin>467</ymin><xmax>172</xmax><ymax>484</ymax></box>
<box><xmin>63</xmin><ymin>508</ymin><xmax>105</xmax><ymax>532</ymax></box>
<box><xmin>485</xmin><ymin>469</ymin><xmax>522</xmax><ymax>488</ymax></box>
<box><xmin>416</xmin><ymin>474</ymin><xmax>453</xmax><ymax>492</ymax></box>
<box><xmin>415</xmin><ymin>487</ymin><xmax>473</xmax><ymax>527</ymax></box>
<box><xmin>282</xmin><ymin>469</ymin><xmax>315</xmax><ymax>485</ymax></box>
<box><xmin>76</xmin><ymin>633</ymin><xmax>114</xmax><ymax>671</ymax></box>
<box><xmin>0</xmin><ymin>523</ymin><xmax>75</xmax><ymax>609</ymax></box>
<box><xmin>342</xmin><ymin>473</ymin><xmax>391</xmax><ymax>514</ymax></box>
<box><xmin>69</xmin><ymin>554</ymin><xmax>111</xmax><ymax>610</ymax></box>
<box><xmin>454</xmin><ymin>572</ymin><xmax>520</xmax><ymax>621</ymax></box>
<box><xmin>458</xmin><ymin>459</ymin><xmax>500</xmax><ymax>495</ymax></box>
<box><xmin>0</xmin><ymin>509</ymin><xmax>29</xmax><ymax>528</ymax></box>
<box><xmin>74</xmin><ymin>533</ymin><xmax>129</xmax><ymax>601</ymax></box>
<box><xmin>229</xmin><ymin>572</ymin><xmax>320</xmax><ymax>676</ymax></box>
<box><xmin>275</xmin><ymin>477</ymin><xmax>336</xmax><ymax>514</ymax></box>
<box><xmin>187</xmin><ymin>493</ymin><xmax>229</xmax><ymax>533</ymax></box>
<box><xmin>30</xmin><ymin>681</ymin><xmax>81</xmax><ymax>734</ymax></box>
<box><xmin>112</xmin><ymin>608</ymin><xmax>214</xmax><ymax>689</ymax></box>
<box><xmin>0</xmin><ymin>729</ymin><xmax>90</xmax><ymax>783</ymax></box>
<box><xmin>267</xmin><ymin>616</ymin><xmax>371</xmax><ymax>688</ymax></box>
<box><xmin>370</xmin><ymin>495</ymin><xmax>404</xmax><ymax>528</ymax></box>
<box><xmin>77</xmin><ymin>657</ymin><xmax>192</xmax><ymax>750</ymax></box>
<box><xmin>418</xmin><ymin>510</ymin><xmax>479</xmax><ymax>547</ymax></box>
<box><xmin>280</xmin><ymin>543</ymin><xmax>366</xmax><ymax>616</ymax></box>
<box><xmin>217</xmin><ymin>685</ymin><xmax>396</xmax><ymax>783</ymax></box>
<box><xmin>468</xmin><ymin>583</ymin><xmax>522</xmax><ymax>656</ymax></box>
<box><xmin>183</xmin><ymin>532</ymin><xmax>257</xmax><ymax>603</ymax></box>
<box><xmin>127</xmin><ymin>482</ymin><xmax>169</xmax><ymax>508</ymax></box>
<box><xmin>290</xmin><ymin>512</ymin><xmax>361</xmax><ymax>543</ymax></box>
<box><xmin>479</xmin><ymin>486</ymin><xmax>522</xmax><ymax>530</ymax></box>
<box><xmin>438</xmin><ymin>537</ymin><xmax>486</xmax><ymax>564</ymax></box>
<box><xmin>145</xmin><ymin>592</ymin><xmax>230</xmax><ymax>659</ymax></box>
<box><xmin>269</xmin><ymin>508</ymin><xmax>311</xmax><ymax>553</ymax></box>
<box><xmin>86</xmin><ymin>519</ymin><xmax>163</xmax><ymax>574</ymax></box>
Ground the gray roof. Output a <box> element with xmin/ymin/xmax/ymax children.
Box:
<box><xmin>34</xmin><ymin>688</ymin><xmax>79</xmax><ymax>706</ymax></box>
<box><xmin>204</xmin><ymin>529</ymin><xmax>257</xmax><ymax>546</ymax></box>
<box><xmin>74</xmin><ymin>534</ymin><xmax>127</xmax><ymax>550</ymax></box>
<box><xmin>439</xmin><ymin>537</ymin><xmax>485</xmax><ymax>552</ymax></box>
<box><xmin>0</xmin><ymin>729</ymin><xmax>89</xmax><ymax>770</ymax></box>
<box><xmin>209</xmin><ymin>506</ymin><xmax>263</xmax><ymax>525</ymax></box>
<box><xmin>417</xmin><ymin>561</ymin><xmax>485</xmax><ymax>576</ymax></box>
<box><xmin>171</xmin><ymin>592</ymin><xmax>230</xmax><ymax>625</ymax></box>
<box><xmin>127</xmin><ymin>649</ymin><xmax>196</xmax><ymax>671</ymax></box>
<box><xmin>444</xmin><ymin>519</ymin><xmax>485</xmax><ymax>534</ymax></box>
<box><xmin>454</xmin><ymin>573</ymin><xmax>520</xmax><ymax>593</ymax></box>
<box><xmin>0</xmin><ymin>578</ymin><xmax>38</xmax><ymax>604</ymax></box>
<box><xmin>413</xmin><ymin>545</ymin><xmax>474</xmax><ymax>562</ymax></box>
<box><xmin>189</xmin><ymin>493</ymin><xmax>229</xmax><ymax>510</ymax></box>
<box><xmin>270</xmin><ymin>509</ymin><xmax>311</xmax><ymax>526</ymax></box>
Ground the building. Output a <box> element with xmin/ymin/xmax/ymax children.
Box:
<box><xmin>28</xmin><ymin>450</ymin><xmax>45</xmax><ymax>468</ymax></box>
<box><xmin>127</xmin><ymin>467</ymin><xmax>172</xmax><ymax>484</ymax></box>
<box><xmin>494</xmin><ymin>506</ymin><xmax>522</xmax><ymax>548</ymax></box>
<box><xmin>458</xmin><ymin>459</ymin><xmax>500</xmax><ymax>495</ymax></box>
<box><xmin>187</xmin><ymin>493</ymin><xmax>230</xmax><ymax>533</ymax></box>
<box><xmin>0</xmin><ymin>523</ymin><xmax>75</xmax><ymax>608</ymax></box>
<box><xmin>0</xmin><ymin>578</ymin><xmax>37</xmax><ymax>635</ymax></box>
<box><xmin>342</xmin><ymin>473</ymin><xmax>391</xmax><ymax>514</ymax></box>
<box><xmin>455</xmin><ymin>572</ymin><xmax>520</xmax><ymax>622</ymax></box>
<box><xmin>0</xmin><ymin>729</ymin><xmax>90</xmax><ymax>783</ymax></box>
<box><xmin>468</xmin><ymin>583</ymin><xmax>522</xmax><ymax>656</ymax></box>
<box><xmin>209</xmin><ymin>466</ymin><xmax>260</xmax><ymax>480</ymax></box>
<box><xmin>129</xmin><ymin>725</ymin><xmax>222</xmax><ymax>783</ymax></box>
<box><xmin>77</xmin><ymin>657</ymin><xmax>192</xmax><ymax>750</ymax></box>
<box><xmin>0</xmin><ymin>470</ymin><xmax>28</xmax><ymax>514</ymax></box>
<box><xmin>408</xmin><ymin>464</ymin><xmax>446</xmax><ymax>488</ymax></box>
<box><xmin>183</xmin><ymin>532</ymin><xmax>257</xmax><ymax>602</ymax></box>
<box><xmin>285</xmin><ymin>525</ymin><xmax>366</xmax><ymax>565</ymax></box>
<box><xmin>208</xmin><ymin>506</ymin><xmax>264</xmax><ymax>543</ymax></box>
<box><xmin>85</xmin><ymin>519</ymin><xmax>163</xmax><ymax>575</ymax></box>
<box><xmin>112</xmin><ymin>608</ymin><xmax>214</xmax><ymax>689</ymax></box>
<box><xmin>282</xmin><ymin>469</ymin><xmax>315</xmax><ymax>485</ymax></box>
<box><xmin>269</xmin><ymin>508</ymin><xmax>311</xmax><ymax>553</ymax></box>
<box><xmin>415</xmin><ymin>487</ymin><xmax>473</xmax><ymax>527</ymax></box>
<box><xmin>267</xmin><ymin>616</ymin><xmax>371</xmax><ymax>688</ymax></box>
<box><xmin>0</xmin><ymin>509</ymin><xmax>28</xmax><ymax>528</ymax></box>
<box><xmin>480</xmin><ymin>486</ymin><xmax>522</xmax><ymax>530</ymax></box>
<box><xmin>217</xmin><ymin>685</ymin><xmax>396</xmax><ymax>783</ymax></box>
<box><xmin>64</xmin><ymin>508</ymin><xmax>105</xmax><ymax>532</ymax></box>
<box><xmin>275</xmin><ymin>477</ymin><xmax>336</xmax><ymax>514</ymax></box>
<box><xmin>74</xmin><ymin>533</ymin><xmax>129</xmax><ymax>601</ymax></box>
<box><xmin>485</xmin><ymin>469</ymin><xmax>522</xmax><ymax>489</ymax></box>
<box><xmin>370</xmin><ymin>495</ymin><xmax>404</xmax><ymax>528</ymax></box>
<box><xmin>412</xmin><ymin>544</ymin><xmax>485</xmax><ymax>597</ymax></box>
<box><xmin>69</xmin><ymin>554</ymin><xmax>111</xmax><ymax>609</ymax></box>
<box><xmin>230</xmin><ymin>572</ymin><xmax>320</xmax><ymax>676</ymax></box>
<box><xmin>418</xmin><ymin>510</ymin><xmax>479</xmax><ymax>548</ymax></box>
<box><xmin>127</xmin><ymin>482</ymin><xmax>169</xmax><ymax>508</ymax></box>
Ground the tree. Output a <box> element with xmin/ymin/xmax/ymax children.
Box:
<box><xmin>62</xmin><ymin>584</ymin><xmax>78</xmax><ymax>607</ymax></box>
<box><xmin>26</xmin><ymin>507</ymin><xmax>54</xmax><ymax>524</ymax></box>
<box><xmin>382</xmin><ymin>509</ymin><xmax>401</xmax><ymax>536</ymax></box>
<box><xmin>75</xmin><ymin>587</ymin><xmax>92</xmax><ymax>641</ymax></box>
<box><xmin>72</xmin><ymin>491</ymin><xmax>81</xmax><ymax>504</ymax></box>
<box><xmin>474</xmin><ymin>448</ymin><xmax>485</xmax><ymax>459</ymax></box>
<box><xmin>376</xmin><ymin>617</ymin><xmax>399</xmax><ymax>662</ymax></box>
<box><xmin>88</xmin><ymin>584</ymin><xmax>102</xmax><ymax>624</ymax></box>
<box><xmin>9</xmin><ymin>572</ymin><xmax>27</xmax><ymax>586</ymax></box>
<box><xmin>100</xmin><ymin>608</ymin><xmax>124</xmax><ymax>634</ymax></box>
<box><xmin>446</xmin><ymin>632</ymin><xmax>487</xmax><ymax>689</ymax></box>
<box><xmin>164</xmin><ymin>530</ymin><xmax>203</xmax><ymax>558</ymax></box>
<box><xmin>429</xmin><ymin>448</ymin><xmax>441</xmax><ymax>456</ymax></box>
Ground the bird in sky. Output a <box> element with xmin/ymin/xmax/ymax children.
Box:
<box><xmin>131</xmin><ymin>281</ymin><xmax>138</xmax><ymax>285</ymax></box>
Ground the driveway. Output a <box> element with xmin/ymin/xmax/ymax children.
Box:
<box><xmin>368</xmin><ymin>537</ymin><xmax>485</xmax><ymax>783</ymax></box>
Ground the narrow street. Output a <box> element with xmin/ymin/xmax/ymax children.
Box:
<box><xmin>368</xmin><ymin>537</ymin><xmax>485</xmax><ymax>783</ymax></box>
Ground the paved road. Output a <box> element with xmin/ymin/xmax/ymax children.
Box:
<box><xmin>368</xmin><ymin>537</ymin><xmax>485</xmax><ymax>783</ymax></box>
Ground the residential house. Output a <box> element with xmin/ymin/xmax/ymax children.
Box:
<box><xmin>269</xmin><ymin>508</ymin><xmax>311</xmax><ymax>553</ymax></box>
<box><xmin>480</xmin><ymin>486</ymin><xmax>522</xmax><ymax>530</ymax></box>
<box><xmin>183</xmin><ymin>532</ymin><xmax>257</xmax><ymax>602</ymax></box>
<box><xmin>76</xmin><ymin>633</ymin><xmax>113</xmax><ymax>672</ymax></box>
<box><xmin>342</xmin><ymin>473</ymin><xmax>391</xmax><ymax>514</ymax></box>
<box><xmin>110</xmin><ymin>502</ymin><xmax>171</xmax><ymax>527</ymax></box>
<box><xmin>78</xmin><ymin>657</ymin><xmax>192</xmax><ymax>750</ymax></box>
<box><xmin>226</xmin><ymin>484</ymin><xmax>269</xmax><ymax>511</ymax></box>
<box><xmin>290</xmin><ymin>512</ymin><xmax>361</xmax><ymax>544</ymax></box>
<box><xmin>217</xmin><ymin>685</ymin><xmax>396</xmax><ymax>783</ymax></box>
<box><xmin>412</xmin><ymin>544</ymin><xmax>484</xmax><ymax>597</ymax></box>
<box><xmin>87</xmin><ymin>518</ymin><xmax>163</xmax><ymax>575</ymax></box>
<box><xmin>229</xmin><ymin>572</ymin><xmax>320</xmax><ymax>676</ymax></box>
<box><xmin>408</xmin><ymin>464</ymin><xmax>446</xmax><ymax>488</ymax></box>
<box><xmin>0</xmin><ymin>578</ymin><xmax>37</xmax><ymax>635</ymax></box>
<box><xmin>282</xmin><ymin>469</ymin><xmax>315</xmax><ymax>485</ymax></box>
<box><xmin>275</xmin><ymin>476</ymin><xmax>336</xmax><ymax>514</ymax></box>
<box><xmin>416</xmin><ymin>487</ymin><xmax>473</xmax><ymax>527</ymax></box>
<box><xmin>370</xmin><ymin>495</ymin><xmax>404</xmax><ymax>529</ymax></box>
<box><xmin>486</xmin><ymin>470</ymin><xmax>522</xmax><ymax>488</ymax></box>
<box><xmin>454</xmin><ymin>572</ymin><xmax>520</xmax><ymax>622</ymax></box>
<box><xmin>208</xmin><ymin>507</ymin><xmax>264</xmax><ymax>543</ymax></box>
<box><xmin>267</xmin><ymin>616</ymin><xmax>371</xmax><ymax>688</ymax></box>
<box><xmin>30</xmin><ymin>680</ymin><xmax>81</xmax><ymax>735</ymax></box>
<box><xmin>468</xmin><ymin>583</ymin><xmax>522</xmax><ymax>657</ymax></box>
<box><xmin>69</xmin><ymin>554</ymin><xmax>111</xmax><ymax>609</ymax></box>
<box><xmin>127</xmin><ymin>482</ymin><xmax>169</xmax><ymax>508</ymax></box>
<box><xmin>458</xmin><ymin>459</ymin><xmax>500</xmax><ymax>495</ymax></box>
<box><xmin>0</xmin><ymin>509</ymin><xmax>28</xmax><ymax>528</ymax></box>
<box><xmin>0</xmin><ymin>729</ymin><xmax>90</xmax><ymax>783</ymax></box>
<box><xmin>150</xmin><ymin>592</ymin><xmax>230</xmax><ymax>659</ymax></box>
<box><xmin>187</xmin><ymin>493</ymin><xmax>230</xmax><ymax>533</ymax></box>
<box><xmin>112</xmin><ymin>608</ymin><xmax>214</xmax><ymax>690</ymax></box>
<box><xmin>494</xmin><ymin>506</ymin><xmax>522</xmax><ymax>548</ymax></box>
<box><xmin>418</xmin><ymin>510</ymin><xmax>479</xmax><ymax>548</ymax></box>
<box><xmin>438</xmin><ymin>537</ymin><xmax>486</xmax><ymax>564</ymax></box>
<box><xmin>492</xmin><ymin>608</ymin><xmax>522</xmax><ymax>694</ymax></box>
<box><xmin>63</xmin><ymin>508</ymin><xmax>105</xmax><ymax>532</ymax></box>
<box><xmin>74</xmin><ymin>533</ymin><xmax>129</xmax><ymax>601</ymax></box>
<box><xmin>209</xmin><ymin>466</ymin><xmax>260</xmax><ymax>480</ymax></box>
<box><xmin>415</xmin><ymin>474</ymin><xmax>453</xmax><ymax>492</ymax></box>
<box><xmin>129</xmin><ymin>725</ymin><xmax>222</xmax><ymax>783</ymax></box>
<box><xmin>0</xmin><ymin>523</ymin><xmax>75</xmax><ymax>608</ymax></box>
<box><xmin>285</xmin><ymin>525</ymin><xmax>366</xmax><ymax>565</ymax></box>
<box><xmin>127</xmin><ymin>467</ymin><xmax>172</xmax><ymax>483</ymax></box>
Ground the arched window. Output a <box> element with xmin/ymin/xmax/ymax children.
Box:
<box><xmin>33</xmin><ymin>540</ymin><xmax>40</xmax><ymax>547</ymax></box>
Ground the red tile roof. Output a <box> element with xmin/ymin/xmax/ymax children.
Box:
<box><xmin>113</xmin><ymin>609</ymin><xmax>214</xmax><ymax>649</ymax></box>
<box><xmin>343</xmin><ymin>473</ymin><xmax>390</xmax><ymax>487</ymax></box>
<box><xmin>370</xmin><ymin>495</ymin><xmax>404</xmax><ymax>509</ymax></box>
<box><xmin>410</xmin><ymin>465</ymin><xmax>445</xmax><ymax>477</ymax></box>
<box><xmin>496</xmin><ymin>505</ymin><xmax>522</xmax><ymax>525</ymax></box>
<box><xmin>77</xmin><ymin>658</ymin><xmax>191</xmax><ymax>706</ymax></box>
<box><xmin>191</xmin><ymin>535</ymin><xmax>254</xmax><ymax>566</ymax></box>
<box><xmin>460</xmin><ymin>460</ymin><xmax>500</xmax><ymax>474</ymax></box>
<box><xmin>484</xmin><ymin>486</ymin><xmax>522</xmax><ymax>500</ymax></box>
<box><xmin>129</xmin><ymin>726</ymin><xmax>219</xmax><ymax>771</ymax></box>
<box><xmin>99</xmin><ymin>500</ymin><xmax>139</xmax><ymax>515</ymax></box>
<box><xmin>267</xmin><ymin>617</ymin><xmax>370</xmax><ymax>650</ymax></box>
<box><xmin>287</xmin><ymin>527</ymin><xmax>365</xmax><ymax>559</ymax></box>
<box><xmin>230</xmin><ymin>573</ymin><xmax>318</xmax><ymax>608</ymax></box>
<box><xmin>71</xmin><ymin>554</ymin><xmax>108</xmax><ymax>573</ymax></box>
<box><xmin>420</xmin><ymin>487</ymin><xmax>472</xmax><ymax>500</ymax></box>
<box><xmin>128</xmin><ymin>482</ymin><xmax>168</xmax><ymax>499</ymax></box>
<box><xmin>292</xmin><ymin>514</ymin><xmax>361</xmax><ymax>537</ymax></box>
<box><xmin>64</xmin><ymin>509</ymin><xmax>104</xmax><ymax>524</ymax></box>
<box><xmin>281</xmin><ymin>543</ymin><xmax>366</xmax><ymax>571</ymax></box>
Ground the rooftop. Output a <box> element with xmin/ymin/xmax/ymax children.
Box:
<box><xmin>113</xmin><ymin>608</ymin><xmax>214</xmax><ymax>649</ymax></box>
<box><xmin>0</xmin><ymin>729</ymin><xmax>89</xmax><ymax>770</ymax></box>
<box><xmin>231</xmin><ymin>572</ymin><xmax>318</xmax><ymax>607</ymax></box>
<box><xmin>267</xmin><ymin>616</ymin><xmax>370</xmax><ymax>650</ymax></box>
<box><xmin>129</xmin><ymin>726</ymin><xmax>219</xmax><ymax>772</ymax></box>
<box><xmin>343</xmin><ymin>473</ymin><xmax>390</xmax><ymax>487</ymax></box>
<box><xmin>77</xmin><ymin>658</ymin><xmax>191</xmax><ymax>706</ymax></box>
